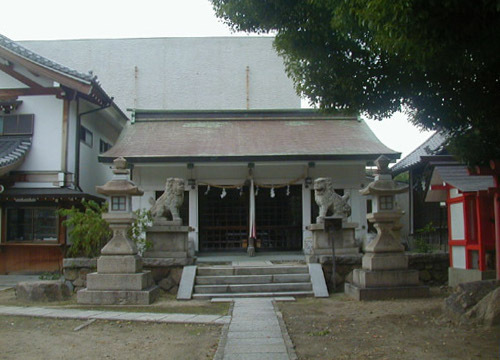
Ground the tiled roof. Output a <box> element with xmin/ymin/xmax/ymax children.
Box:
<box><xmin>0</xmin><ymin>34</ymin><xmax>93</xmax><ymax>83</ymax></box>
<box><xmin>0</xmin><ymin>136</ymin><xmax>31</xmax><ymax>176</ymax></box>
<box><xmin>391</xmin><ymin>132</ymin><xmax>446</xmax><ymax>174</ymax></box>
<box><xmin>433</xmin><ymin>165</ymin><xmax>494</xmax><ymax>192</ymax></box>
<box><xmin>426</xmin><ymin>165</ymin><xmax>495</xmax><ymax>202</ymax></box>
<box><xmin>100</xmin><ymin>110</ymin><xmax>399</xmax><ymax>162</ymax></box>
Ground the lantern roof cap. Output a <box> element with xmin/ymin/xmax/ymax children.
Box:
<box><xmin>96</xmin><ymin>157</ymin><xmax>143</xmax><ymax>196</ymax></box>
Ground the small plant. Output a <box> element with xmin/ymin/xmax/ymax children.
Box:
<box><xmin>412</xmin><ymin>222</ymin><xmax>436</xmax><ymax>253</ymax></box>
<box><xmin>39</xmin><ymin>272</ymin><xmax>61</xmax><ymax>280</ymax></box>
<box><xmin>128</xmin><ymin>209</ymin><xmax>153</xmax><ymax>256</ymax></box>
<box><xmin>59</xmin><ymin>200</ymin><xmax>111</xmax><ymax>258</ymax></box>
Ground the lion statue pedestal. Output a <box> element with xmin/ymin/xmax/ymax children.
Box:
<box><xmin>143</xmin><ymin>178</ymin><xmax>195</xmax><ymax>265</ymax></box>
<box><xmin>305</xmin><ymin>178</ymin><xmax>360</xmax><ymax>263</ymax></box>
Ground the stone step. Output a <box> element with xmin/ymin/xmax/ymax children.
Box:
<box><xmin>192</xmin><ymin>291</ymin><xmax>314</xmax><ymax>300</ymax></box>
<box><xmin>196</xmin><ymin>265</ymin><xmax>309</xmax><ymax>276</ymax></box>
<box><xmin>194</xmin><ymin>282</ymin><xmax>312</xmax><ymax>294</ymax></box>
<box><xmin>195</xmin><ymin>273</ymin><xmax>310</xmax><ymax>285</ymax></box>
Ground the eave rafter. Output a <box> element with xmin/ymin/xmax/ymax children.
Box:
<box><xmin>0</xmin><ymin>87</ymin><xmax>64</xmax><ymax>100</ymax></box>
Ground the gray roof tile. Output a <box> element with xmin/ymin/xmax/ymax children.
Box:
<box><xmin>0</xmin><ymin>34</ymin><xmax>93</xmax><ymax>83</ymax></box>
<box><xmin>433</xmin><ymin>165</ymin><xmax>494</xmax><ymax>192</ymax></box>
<box><xmin>0</xmin><ymin>136</ymin><xmax>31</xmax><ymax>168</ymax></box>
<box><xmin>101</xmin><ymin>110</ymin><xmax>399</xmax><ymax>162</ymax></box>
<box><xmin>391</xmin><ymin>132</ymin><xmax>446</xmax><ymax>174</ymax></box>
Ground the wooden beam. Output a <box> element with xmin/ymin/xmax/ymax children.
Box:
<box><xmin>0</xmin><ymin>63</ymin><xmax>44</xmax><ymax>89</ymax></box>
<box><xmin>0</xmin><ymin>87</ymin><xmax>63</xmax><ymax>98</ymax></box>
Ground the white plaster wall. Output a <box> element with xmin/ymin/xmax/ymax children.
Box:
<box><xmin>78</xmin><ymin>106</ymin><xmax>121</xmax><ymax>196</ymax></box>
<box><xmin>450</xmin><ymin>202</ymin><xmax>465</xmax><ymax>240</ymax></box>
<box><xmin>452</xmin><ymin>246</ymin><xmax>466</xmax><ymax>269</ymax></box>
<box><xmin>0</xmin><ymin>71</ymin><xmax>27</xmax><ymax>88</ymax></box>
<box><xmin>21</xmin><ymin>37</ymin><xmax>301</xmax><ymax>111</ymax></box>
<box><xmin>17</xmin><ymin>96</ymin><xmax>63</xmax><ymax>173</ymax></box>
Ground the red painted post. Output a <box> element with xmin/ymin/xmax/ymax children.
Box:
<box><xmin>494</xmin><ymin>188</ymin><xmax>500</xmax><ymax>279</ymax></box>
<box><xmin>490</xmin><ymin>160</ymin><xmax>500</xmax><ymax>280</ymax></box>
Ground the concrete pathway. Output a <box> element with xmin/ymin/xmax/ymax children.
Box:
<box><xmin>216</xmin><ymin>298</ymin><xmax>296</xmax><ymax>360</ymax></box>
<box><xmin>0</xmin><ymin>305</ymin><xmax>230</xmax><ymax>324</ymax></box>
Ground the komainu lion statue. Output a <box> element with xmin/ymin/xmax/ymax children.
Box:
<box><xmin>314</xmin><ymin>177</ymin><xmax>351</xmax><ymax>223</ymax></box>
<box><xmin>149</xmin><ymin>178</ymin><xmax>185</xmax><ymax>223</ymax></box>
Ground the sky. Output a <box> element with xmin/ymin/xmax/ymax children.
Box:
<box><xmin>0</xmin><ymin>0</ymin><xmax>433</xmax><ymax>160</ymax></box>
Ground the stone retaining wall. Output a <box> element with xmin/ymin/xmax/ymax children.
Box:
<box><xmin>64</xmin><ymin>253</ymin><xmax>449</xmax><ymax>294</ymax></box>
<box><xmin>63</xmin><ymin>258</ymin><xmax>187</xmax><ymax>294</ymax></box>
<box><xmin>320</xmin><ymin>252</ymin><xmax>449</xmax><ymax>290</ymax></box>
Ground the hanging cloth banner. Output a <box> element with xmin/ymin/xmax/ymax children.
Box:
<box><xmin>249</xmin><ymin>178</ymin><xmax>256</xmax><ymax>240</ymax></box>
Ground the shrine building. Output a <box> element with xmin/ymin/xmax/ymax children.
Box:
<box><xmin>100</xmin><ymin>108</ymin><xmax>399</xmax><ymax>253</ymax></box>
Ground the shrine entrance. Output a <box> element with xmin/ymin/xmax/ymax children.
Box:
<box><xmin>198</xmin><ymin>185</ymin><xmax>302</xmax><ymax>252</ymax></box>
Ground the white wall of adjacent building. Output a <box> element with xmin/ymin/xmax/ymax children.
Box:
<box><xmin>17</xmin><ymin>95</ymin><xmax>64</xmax><ymax>174</ymax></box>
<box><xmin>1</xmin><ymin>64</ymin><xmax>124</xmax><ymax>194</ymax></box>
<box><xmin>21</xmin><ymin>37</ymin><xmax>301</xmax><ymax>111</ymax></box>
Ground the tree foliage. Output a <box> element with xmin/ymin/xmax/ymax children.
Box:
<box><xmin>211</xmin><ymin>0</ymin><xmax>500</xmax><ymax>165</ymax></box>
<box><xmin>59</xmin><ymin>200</ymin><xmax>111</xmax><ymax>258</ymax></box>
<box><xmin>59</xmin><ymin>200</ymin><xmax>153</xmax><ymax>258</ymax></box>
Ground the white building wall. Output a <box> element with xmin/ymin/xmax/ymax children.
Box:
<box><xmin>450</xmin><ymin>202</ymin><xmax>465</xmax><ymax>240</ymax></box>
<box><xmin>78</xmin><ymin>105</ymin><xmax>122</xmax><ymax>196</ymax></box>
<box><xmin>17</xmin><ymin>95</ymin><xmax>63</xmax><ymax>174</ymax></box>
<box><xmin>0</xmin><ymin>71</ymin><xmax>27</xmax><ymax>88</ymax></box>
<box><xmin>21</xmin><ymin>37</ymin><xmax>301</xmax><ymax>111</ymax></box>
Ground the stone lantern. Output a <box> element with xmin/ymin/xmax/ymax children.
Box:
<box><xmin>77</xmin><ymin>157</ymin><xmax>159</xmax><ymax>305</ymax></box>
<box><xmin>344</xmin><ymin>155</ymin><xmax>429</xmax><ymax>300</ymax></box>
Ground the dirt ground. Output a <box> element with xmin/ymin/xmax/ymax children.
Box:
<box><xmin>279</xmin><ymin>288</ymin><xmax>500</xmax><ymax>360</ymax></box>
<box><xmin>0</xmin><ymin>315</ymin><xmax>221</xmax><ymax>360</ymax></box>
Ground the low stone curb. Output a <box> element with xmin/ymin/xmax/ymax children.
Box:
<box><xmin>0</xmin><ymin>305</ymin><xmax>230</xmax><ymax>325</ymax></box>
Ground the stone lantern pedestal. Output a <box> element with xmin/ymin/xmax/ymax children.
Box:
<box><xmin>77</xmin><ymin>157</ymin><xmax>160</xmax><ymax>305</ymax></box>
<box><xmin>345</xmin><ymin>156</ymin><xmax>429</xmax><ymax>300</ymax></box>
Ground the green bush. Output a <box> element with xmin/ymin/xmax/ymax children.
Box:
<box><xmin>59</xmin><ymin>200</ymin><xmax>153</xmax><ymax>258</ymax></box>
<box><xmin>59</xmin><ymin>200</ymin><xmax>111</xmax><ymax>258</ymax></box>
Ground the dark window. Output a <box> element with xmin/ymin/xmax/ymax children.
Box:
<box><xmin>0</xmin><ymin>114</ymin><xmax>34</xmax><ymax>135</ymax></box>
<box><xmin>366</xmin><ymin>199</ymin><xmax>376</xmax><ymax>233</ymax></box>
<box><xmin>99</xmin><ymin>139</ymin><xmax>112</xmax><ymax>153</ymax></box>
<box><xmin>111</xmin><ymin>196</ymin><xmax>127</xmax><ymax>211</ymax></box>
<box><xmin>379</xmin><ymin>195</ymin><xmax>394</xmax><ymax>210</ymax></box>
<box><xmin>80</xmin><ymin>126</ymin><xmax>93</xmax><ymax>147</ymax></box>
<box><xmin>6</xmin><ymin>208</ymin><xmax>58</xmax><ymax>242</ymax></box>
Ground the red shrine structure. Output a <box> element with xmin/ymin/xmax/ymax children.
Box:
<box><xmin>426</xmin><ymin>161</ymin><xmax>499</xmax><ymax>286</ymax></box>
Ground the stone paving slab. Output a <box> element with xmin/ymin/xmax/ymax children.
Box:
<box><xmin>226</xmin><ymin>331</ymin><xmax>282</xmax><ymax>339</ymax></box>
<box><xmin>226</xmin><ymin>337</ymin><xmax>285</xmax><ymax>346</ymax></box>
<box><xmin>222</xmin><ymin>353</ymin><xmax>290</xmax><ymax>360</ymax></box>
<box><xmin>225</xmin><ymin>344</ymin><xmax>288</xmax><ymax>354</ymax></box>
<box><xmin>217</xmin><ymin>298</ymin><xmax>295</xmax><ymax>360</ymax></box>
<box><xmin>211</xmin><ymin>296</ymin><xmax>296</xmax><ymax>303</ymax></box>
<box><xmin>134</xmin><ymin>313</ymin><xmax>170</xmax><ymax>322</ymax></box>
<box><xmin>0</xmin><ymin>305</ymin><xmax>227</xmax><ymax>325</ymax></box>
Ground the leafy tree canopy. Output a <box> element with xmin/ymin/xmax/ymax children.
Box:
<box><xmin>211</xmin><ymin>0</ymin><xmax>500</xmax><ymax>165</ymax></box>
